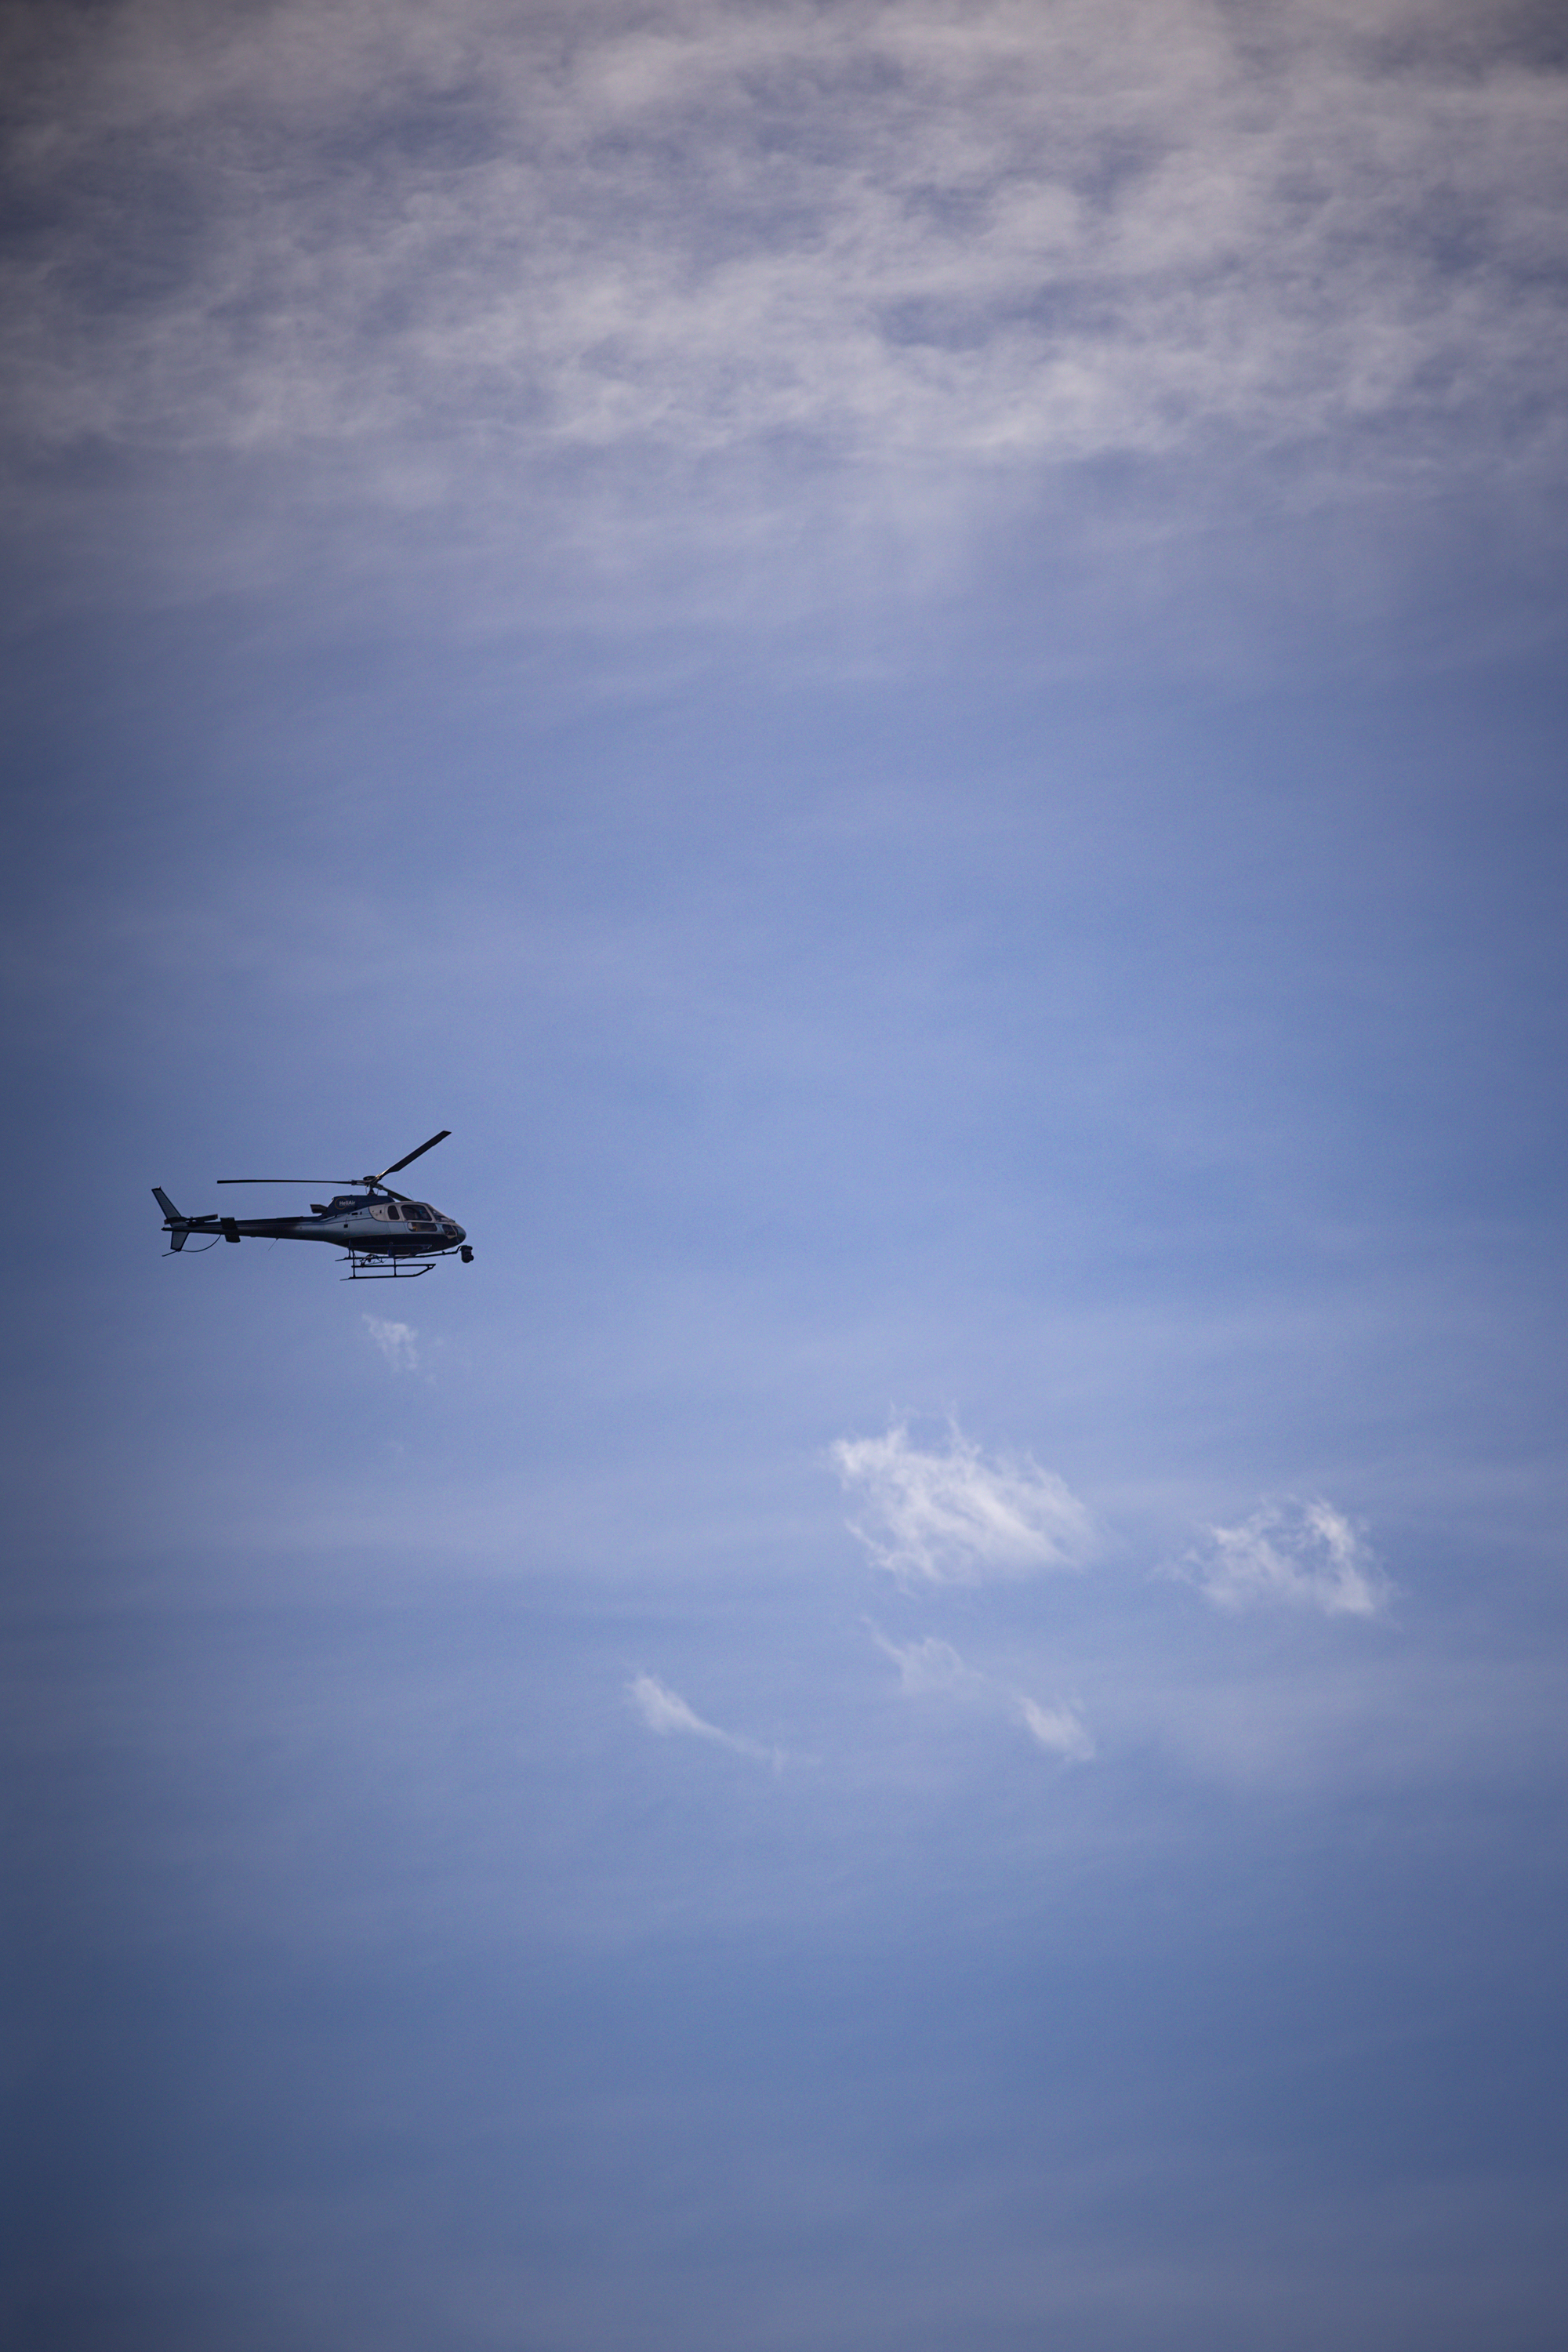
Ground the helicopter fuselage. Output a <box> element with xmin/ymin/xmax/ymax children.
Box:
<box><xmin>227</xmin><ymin>1196</ymin><xmax>465</xmax><ymax>1251</ymax></box>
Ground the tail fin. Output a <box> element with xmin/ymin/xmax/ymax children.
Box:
<box><xmin>153</xmin><ymin>1187</ymin><xmax>189</xmax><ymax>1250</ymax></box>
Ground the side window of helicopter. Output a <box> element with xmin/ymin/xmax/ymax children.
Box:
<box><xmin>383</xmin><ymin>1203</ymin><xmax>401</xmax><ymax>1219</ymax></box>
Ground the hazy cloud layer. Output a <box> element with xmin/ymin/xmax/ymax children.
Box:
<box><xmin>5</xmin><ymin>0</ymin><xmax>1566</xmax><ymax>597</ymax></box>
<box><xmin>1172</xmin><ymin>1496</ymin><xmax>1390</xmax><ymax>1617</ymax></box>
<box><xmin>835</xmin><ymin>1419</ymin><xmax>1094</xmax><ymax>1584</ymax></box>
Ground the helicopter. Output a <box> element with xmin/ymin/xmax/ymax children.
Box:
<box><xmin>153</xmin><ymin>1130</ymin><xmax>471</xmax><ymax>1279</ymax></box>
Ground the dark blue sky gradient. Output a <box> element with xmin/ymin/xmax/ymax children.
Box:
<box><xmin>5</xmin><ymin>6</ymin><xmax>1568</xmax><ymax>2347</ymax></box>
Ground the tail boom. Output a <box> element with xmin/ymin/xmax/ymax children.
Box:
<box><xmin>152</xmin><ymin>1186</ymin><xmax>224</xmax><ymax>1249</ymax></box>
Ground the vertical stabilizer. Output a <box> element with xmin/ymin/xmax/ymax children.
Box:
<box><xmin>153</xmin><ymin>1187</ymin><xmax>189</xmax><ymax>1250</ymax></box>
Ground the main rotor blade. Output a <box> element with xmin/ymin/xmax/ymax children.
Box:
<box><xmin>375</xmin><ymin>1130</ymin><xmax>451</xmax><ymax>1180</ymax></box>
<box><xmin>216</xmin><ymin>1178</ymin><xmax>351</xmax><ymax>1185</ymax></box>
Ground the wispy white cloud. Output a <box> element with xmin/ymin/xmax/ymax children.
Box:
<box><xmin>1015</xmin><ymin>1694</ymin><xmax>1094</xmax><ymax>1763</ymax></box>
<box><xmin>1171</xmin><ymin>1497</ymin><xmax>1390</xmax><ymax>1617</ymax></box>
<box><xmin>627</xmin><ymin>1672</ymin><xmax>780</xmax><ymax>1767</ymax></box>
<box><xmin>871</xmin><ymin>1626</ymin><xmax>1093</xmax><ymax>1763</ymax></box>
<box><xmin>834</xmin><ymin>1420</ymin><xmax>1094</xmax><ymax>1585</ymax></box>
<box><xmin>870</xmin><ymin>1631</ymin><xmax>981</xmax><ymax>1697</ymax></box>
<box><xmin>363</xmin><ymin>1315</ymin><xmax>418</xmax><ymax>1372</ymax></box>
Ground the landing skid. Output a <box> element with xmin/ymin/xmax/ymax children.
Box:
<box><xmin>339</xmin><ymin>1251</ymin><xmax>437</xmax><ymax>1280</ymax></box>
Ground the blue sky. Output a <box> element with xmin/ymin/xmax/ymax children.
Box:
<box><xmin>5</xmin><ymin>5</ymin><xmax>1568</xmax><ymax>2347</ymax></box>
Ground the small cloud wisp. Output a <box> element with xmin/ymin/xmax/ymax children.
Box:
<box><xmin>872</xmin><ymin>1628</ymin><xmax>1093</xmax><ymax>1765</ymax></box>
<box><xmin>833</xmin><ymin>1420</ymin><xmax>1094</xmax><ymax>1586</ymax></box>
<box><xmin>1015</xmin><ymin>1695</ymin><xmax>1095</xmax><ymax>1763</ymax></box>
<box><xmin>627</xmin><ymin>1673</ymin><xmax>780</xmax><ymax>1769</ymax></box>
<box><xmin>871</xmin><ymin>1632</ymin><xmax>982</xmax><ymax>1697</ymax></box>
<box><xmin>364</xmin><ymin>1316</ymin><xmax>418</xmax><ymax>1373</ymax></box>
<box><xmin>1173</xmin><ymin>1497</ymin><xmax>1389</xmax><ymax>1618</ymax></box>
